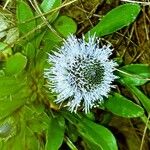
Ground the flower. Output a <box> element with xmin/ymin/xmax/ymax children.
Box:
<box><xmin>45</xmin><ymin>34</ymin><xmax>118</xmax><ymax>113</ymax></box>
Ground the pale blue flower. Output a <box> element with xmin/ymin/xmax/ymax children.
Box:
<box><xmin>45</xmin><ymin>35</ymin><xmax>118</xmax><ymax>113</ymax></box>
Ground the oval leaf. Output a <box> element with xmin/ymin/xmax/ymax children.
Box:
<box><xmin>117</xmin><ymin>64</ymin><xmax>150</xmax><ymax>86</ymax></box>
<box><xmin>86</xmin><ymin>3</ymin><xmax>141</xmax><ymax>37</ymax></box>
<box><xmin>53</xmin><ymin>15</ymin><xmax>77</xmax><ymax>37</ymax></box>
<box><xmin>63</xmin><ymin>112</ymin><xmax>117</xmax><ymax>150</ymax></box>
<box><xmin>41</xmin><ymin>15</ymin><xmax>77</xmax><ymax>52</ymax></box>
<box><xmin>5</xmin><ymin>53</ymin><xmax>27</xmax><ymax>75</ymax></box>
<box><xmin>104</xmin><ymin>93</ymin><xmax>144</xmax><ymax>118</ymax></box>
<box><xmin>40</xmin><ymin>0</ymin><xmax>62</xmax><ymax>22</ymax></box>
<box><xmin>1</xmin><ymin>119</ymin><xmax>38</xmax><ymax>150</ymax></box>
<box><xmin>41</xmin><ymin>0</ymin><xmax>56</xmax><ymax>12</ymax></box>
<box><xmin>0</xmin><ymin>77</ymin><xmax>25</xmax><ymax>98</ymax></box>
<box><xmin>45</xmin><ymin>116</ymin><xmax>65</xmax><ymax>150</ymax></box>
<box><xmin>78</xmin><ymin>117</ymin><xmax>117</xmax><ymax>150</ymax></box>
<box><xmin>0</xmin><ymin>89</ymin><xmax>28</xmax><ymax>120</ymax></box>
<box><xmin>17</xmin><ymin>1</ymin><xmax>36</xmax><ymax>34</ymax></box>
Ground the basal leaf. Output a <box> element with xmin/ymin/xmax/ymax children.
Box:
<box><xmin>0</xmin><ymin>76</ymin><xmax>25</xmax><ymax>98</ymax></box>
<box><xmin>40</xmin><ymin>0</ymin><xmax>62</xmax><ymax>22</ymax></box>
<box><xmin>27</xmin><ymin>109</ymin><xmax>49</xmax><ymax>133</ymax></box>
<box><xmin>1</xmin><ymin>113</ymin><xmax>39</xmax><ymax>150</ymax></box>
<box><xmin>0</xmin><ymin>87</ymin><xmax>29</xmax><ymax>120</ymax></box>
<box><xmin>127</xmin><ymin>85</ymin><xmax>150</xmax><ymax>113</ymax></box>
<box><xmin>19</xmin><ymin>106</ymin><xmax>49</xmax><ymax>146</ymax></box>
<box><xmin>86</xmin><ymin>3</ymin><xmax>141</xmax><ymax>37</ymax></box>
<box><xmin>24</xmin><ymin>127</ymin><xmax>39</xmax><ymax>150</ymax></box>
<box><xmin>25</xmin><ymin>43</ymin><xmax>36</xmax><ymax>69</ymax></box>
<box><xmin>63</xmin><ymin>112</ymin><xmax>117</xmax><ymax>150</ymax></box>
<box><xmin>5</xmin><ymin>53</ymin><xmax>27</xmax><ymax>75</ymax></box>
<box><xmin>104</xmin><ymin>93</ymin><xmax>144</xmax><ymax>118</ymax></box>
<box><xmin>117</xmin><ymin>64</ymin><xmax>150</xmax><ymax>86</ymax></box>
<box><xmin>53</xmin><ymin>15</ymin><xmax>77</xmax><ymax>37</ymax></box>
<box><xmin>78</xmin><ymin>117</ymin><xmax>118</xmax><ymax>150</ymax></box>
<box><xmin>41</xmin><ymin>0</ymin><xmax>56</xmax><ymax>12</ymax></box>
<box><xmin>45</xmin><ymin>116</ymin><xmax>65</xmax><ymax>150</ymax></box>
<box><xmin>39</xmin><ymin>15</ymin><xmax>77</xmax><ymax>58</ymax></box>
<box><xmin>17</xmin><ymin>1</ymin><xmax>36</xmax><ymax>34</ymax></box>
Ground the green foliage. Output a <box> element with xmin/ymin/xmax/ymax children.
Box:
<box><xmin>45</xmin><ymin>116</ymin><xmax>65</xmax><ymax>150</ymax></box>
<box><xmin>104</xmin><ymin>93</ymin><xmax>144</xmax><ymax>118</ymax></box>
<box><xmin>41</xmin><ymin>0</ymin><xmax>57</xmax><ymax>12</ymax></box>
<box><xmin>0</xmin><ymin>76</ymin><xmax>25</xmax><ymax>98</ymax></box>
<box><xmin>25</xmin><ymin>42</ymin><xmax>36</xmax><ymax>62</ymax></box>
<box><xmin>63</xmin><ymin>112</ymin><xmax>118</xmax><ymax>150</ymax></box>
<box><xmin>117</xmin><ymin>64</ymin><xmax>150</xmax><ymax>86</ymax></box>
<box><xmin>40</xmin><ymin>0</ymin><xmax>62</xmax><ymax>22</ymax></box>
<box><xmin>0</xmin><ymin>89</ymin><xmax>27</xmax><ymax>120</ymax></box>
<box><xmin>1</xmin><ymin>107</ymin><xmax>40</xmax><ymax>150</ymax></box>
<box><xmin>78</xmin><ymin>118</ymin><xmax>118</xmax><ymax>150</ymax></box>
<box><xmin>16</xmin><ymin>1</ymin><xmax>36</xmax><ymax>35</ymax></box>
<box><xmin>5</xmin><ymin>53</ymin><xmax>27</xmax><ymax>75</ymax></box>
<box><xmin>0</xmin><ymin>75</ymin><xmax>28</xmax><ymax>121</ymax></box>
<box><xmin>116</xmin><ymin>64</ymin><xmax>150</xmax><ymax>114</ymax></box>
<box><xmin>86</xmin><ymin>3</ymin><xmax>141</xmax><ymax>37</ymax></box>
<box><xmin>127</xmin><ymin>85</ymin><xmax>150</xmax><ymax>113</ymax></box>
<box><xmin>35</xmin><ymin>15</ymin><xmax>77</xmax><ymax>70</ymax></box>
<box><xmin>0</xmin><ymin>1</ymin><xmax>149</xmax><ymax>150</ymax></box>
<box><xmin>53</xmin><ymin>15</ymin><xmax>77</xmax><ymax>37</ymax></box>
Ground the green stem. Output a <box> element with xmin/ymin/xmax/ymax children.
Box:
<box><xmin>64</xmin><ymin>136</ymin><xmax>78</xmax><ymax>150</ymax></box>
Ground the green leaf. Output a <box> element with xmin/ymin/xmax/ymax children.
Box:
<box><xmin>63</xmin><ymin>112</ymin><xmax>117</xmax><ymax>150</ymax></box>
<box><xmin>41</xmin><ymin>0</ymin><xmax>62</xmax><ymax>22</ymax></box>
<box><xmin>25</xmin><ymin>43</ymin><xmax>36</xmax><ymax>69</ymax></box>
<box><xmin>104</xmin><ymin>93</ymin><xmax>144</xmax><ymax>118</ymax></box>
<box><xmin>39</xmin><ymin>15</ymin><xmax>77</xmax><ymax>57</ymax></box>
<box><xmin>45</xmin><ymin>116</ymin><xmax>65</xmax><ymax>150</ymax></box>
<box><xmin>35</xmin><ymin>31</ymin><xmax>46</xmax><ymax>49</ymax></box>
<box><xmin>53</xmin><ymin>15</ymin><xmax>77</xmax><ymax>37</ymax></box>
<box><xmin>127</xmin><ymin>85</ymin><xmax>150</xmax><ymax>113</ymax></box>
<box><xmin>17</xmin><ymin>105</ymin><xmax>49</xmax><ymax>134</ymax></box>
<box><xmin>0</xmin><ymin>89</ymin><xmax>28</xmax><ymax>120</ymax></box>
<box><xmin>26</xmin><ymin>43</ymin><xmax>35</xmax><ymax>59</ymax></box>
<box><xmin>117</xmin><ymin>64</ymin><xmax>150</xmax><ymax>86</ymax></box>
<box><xmin>42</xmin><ymin>31</ymin><xmax>61</xmax><ymax>50</ymax></box>
<box><xmin>1</xmin><ymin>112</ymin><xmax>39</xmax><ymax>150</ymax></box>
<box><xmin>86</xmin><ymin>3</ymin><xmax>141</xmax><ymax>37</ymax></box>
<box><xmin>41</xmin><ymin>0</ymin><xmax>56</xmax><ymax>12</ymax></box>
<box><xmin>5</xmin><ymin>53</ymin><xmax>27</xmax><ymax>75</ymax></box>
<box><xmin>78</xmin><ymin>118</ymin><xmax>118</xmax><ymax>150</ymax></box>
<box><xmin>42</xmin><ymin>15</ymin><xmax>77</xmax><ymax>48</ymax></box>
<box><xmin>17</xmin><ymin>1</ymin><xmax>36</xmax><ymax>34</ymax></box>
<box><xmin>27</xmin><ymin>111</ymin><xmax>49</xmax><ymax>133</ymax></box>
<box><xmin>0</xmin><ymin>76</ymin><xmax>25</xmax><ymax>98</ymax></box>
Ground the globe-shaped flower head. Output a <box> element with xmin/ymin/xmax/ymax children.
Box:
<box><xmin>45</xmin><ymin>35</ymin><xmax>118</xmax><ymax>113</ymax></box>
